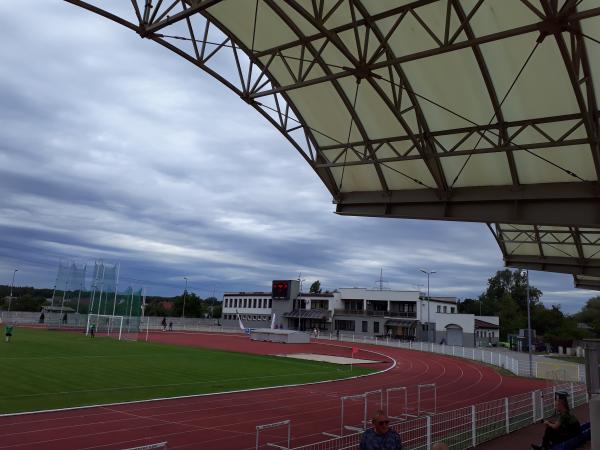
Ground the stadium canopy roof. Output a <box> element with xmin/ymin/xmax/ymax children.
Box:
<box><xmin>66</xmin><ymin>0</ymin><xmax>600</xmax><ymax>286</ymax></box>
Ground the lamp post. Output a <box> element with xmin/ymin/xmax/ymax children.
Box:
<box><xmin>521</xmin><ymin>269</ymin><xmax>533</xmax><ymax>377</ymax></box>
<box><xmin>420</xmin><ymin>269</ymin><xmax>436</xmax><ymax>343</ymax></box>
<box><xmin>296</xmin><ymin>273</ymin><xmax>305</xmax><ymax>331</ymax></box>
<box><xmin>8</xmin><ymin>269</ymin><xmax>18</xmax><ymax>312</ymax></box>
<box><xmin>182</xmin><ymin>277</ymin><xmax>188</xmax><ymax>319</ymax></box>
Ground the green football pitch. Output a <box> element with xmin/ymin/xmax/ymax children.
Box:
<box><xmin>0</xmin><ymin>328</ymin><xmax>372</xmax><ymax>414</ymax></box>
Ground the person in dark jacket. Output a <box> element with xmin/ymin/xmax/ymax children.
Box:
<box><xmin>531</xmin><ymin>391</ymin><xmax>580</xmax><ymax>450</ymax></box>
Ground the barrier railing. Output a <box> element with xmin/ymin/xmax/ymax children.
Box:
<box><xmin>290</xmin><ymin>383</ymin><xmax>588</xmax><ymax>450</ymax></box>
<box><xmin>322</xmin><ymin>334</ymin><xmax>586</xmax><ymax>383</ymax></box>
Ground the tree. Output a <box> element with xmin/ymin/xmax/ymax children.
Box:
<box><xmin>210</xmin><ymin>304</ymin><xmax>222</xmax><ymax>319</ymax></box>
<box><xmin>309</xmin><ymin>280</ymin><xmax>321</xmax><ymax>294</ymax></box>
<box><xmin>457</xmin><ymin>298</ymin><xmax>479</xmax><ymax>315</ymax></box>
<box><xmin>144</xmin><ymin>300</ymin><xmax>167</xmax><ymax>317</ymax></box>
<box><xmin>481</xmin><ymin>269</ymin><xmax>542</xmax><ymax>312</ymax></box>
<box><xmin>531</xmin><ymin>304</ymin><xmax>564</xmax><ymax>337</ymax></box>
<box><xmin>497</xmin><ymin>294</ymin><xmax>525</xmax><ymax>340</ymax></box>
<box><xmin>10</xmin><ymin>294</ymin><xmax>46</xmax><ymax>312</ymax></box>
<box><xmin>172</xmin><ymin>292</ymin><xmax>204</xmax><ymax>317</ymax></box>
<box><xmin>479</xmin><ymin>269</ymin><xmax>543</xmax><ymax>339</ymax></box>
<box><xmin>573</xmin><ymin>296</ymin><xmax>600</xmax><ymax>335</ymax></box>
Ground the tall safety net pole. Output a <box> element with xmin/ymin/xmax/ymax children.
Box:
<box><xmin>182</xmin><ymin>277</ymin><xmax>188</xmax><ymax>320</ymax></box>
<box><xmin>111</xmin><ymin>263</ymin><xmax>121</xmax><ymax>318</ymax></box>
<box><xmin>8</xmin><ymin>269</ymin><xmax>18</xmax><ymax>312</ymax></box>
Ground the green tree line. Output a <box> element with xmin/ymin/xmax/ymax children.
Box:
<box><xmin>458</xmin><ymin>269</ymin><xmax>600</xmax><ymax>343</ymax></box>
<box><xmin>1</xmin><ymin>285</ymin><xmax>221</xmax><ymax>318</ymax></box>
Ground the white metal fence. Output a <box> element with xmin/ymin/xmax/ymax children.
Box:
<box><xmin>289</xmin><ymin>383</ymin><xmax>588</xmax><ymax>450</ymax></box>
<box><xmin>322</xmin><ymin>334</ymin><xmax>586</xmax><ymax>383</ymax></box>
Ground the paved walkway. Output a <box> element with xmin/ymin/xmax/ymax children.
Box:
<box><xmin>476</xmin><ymin>404</ymin><xmax>590</xmax><ymax>449</ymax></box>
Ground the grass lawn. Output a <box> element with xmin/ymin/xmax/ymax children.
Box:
<box><xmin>0</xmin><ymin>328</ymin><xmax>372</xmax><ymax>414</ymax></box>
<box><xmin>546</xmin><ymin>355</ymin><xmax>585</xmax><ymax>365</ymax></box>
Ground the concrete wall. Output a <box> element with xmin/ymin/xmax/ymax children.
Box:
<box><xmin>435</xmin><ymin>330</ymin><xmax>476</xmax><ymax>347</ymax></box>
<box><xmin>0</xmin><ymin>310</ymin><xmax>236</xmax><ymax>332</ymax></box>
<box><xmin>430</xmin><ymin>311</ymin><xmax>475</xmax><ymax>333</ymax></box>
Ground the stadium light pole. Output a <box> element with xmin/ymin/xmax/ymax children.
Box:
<box><xmin>296</xmin><ymin>273</ymin><xmax>305</xmax><ymax>331</ymax></box>
<box><xmin>8</xmin><ymin>269</ymin><xmax>18</xmax><ymax>312</ymax></box>
<box><xmin>419</xmin><ymin>269</ymin><xmax>436</xmax><ymax>343</ymax></box>
<box><xmin>521</xmin><ymin>269</ymin><xmax>533</xmax><ymax>377</ymax></box>
<box><xmin>182</xmin><ymin>277</ymin><xmax>188</xmax><ymax>319</ymax></box>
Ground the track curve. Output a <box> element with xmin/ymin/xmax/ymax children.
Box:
<box><xmin>0</xmin><ymin>332</ymin><xmax>546</xmax><ymax>450</ymax></box>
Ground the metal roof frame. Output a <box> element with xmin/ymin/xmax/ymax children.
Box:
<box><xmin>65</xmin><ymin>0</ymin><xmax>600</xmax><ymax>287</ymax></box>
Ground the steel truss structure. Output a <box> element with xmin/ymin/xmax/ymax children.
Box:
<box><xmin>65</xmin><ymin>0</ymin><xmax>600</xmax><ymax>285</ymax></box>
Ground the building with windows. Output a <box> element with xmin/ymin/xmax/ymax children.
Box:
<box><xmin>475</xmin><ymin>317</ymin><xmax>501</xmax><ymax>347</ymax></box>
<box><xmin>222</xmin><ymin>284</ymin><xmax>499</xmax><ymax>347</ymax></box>
<box><xmin>222</xmin><ymin>292</ymin><xmax>273</xmax><ymax>326</ymax></box>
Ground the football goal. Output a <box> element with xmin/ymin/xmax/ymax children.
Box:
<box><xmin>86</xmin><ymin>314</ymin><xmax>140</xmax><ymax>341</ymax></box>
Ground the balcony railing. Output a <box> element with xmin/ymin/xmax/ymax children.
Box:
<box><xmin>334</xmin><ymin>309</ymin><xmax>416</xmax><ymax>318</ymax></box>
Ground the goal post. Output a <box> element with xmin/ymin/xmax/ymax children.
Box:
<box><xmin>86</xmin><ymin>314</ymin><xmax>125</xmax><ymax>340</ymax></box>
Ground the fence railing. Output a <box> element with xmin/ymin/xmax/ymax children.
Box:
<box><xmin>322</xmin><ymin>333</ymin><xmax>586</xmax><ymax>384</ymax></box>
<box><xmin>289</xmin><ymin>383</ymin><xmax>588</xmax><ymax>450</ymax></box>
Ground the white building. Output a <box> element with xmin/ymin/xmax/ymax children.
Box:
<box><xmin>222</xmin><ymin>284</ymin><xmax>499</xmax><ymax>347</ymax></box>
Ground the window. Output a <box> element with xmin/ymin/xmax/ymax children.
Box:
<box><xmin>253</xmin><ymin>299</ymin><xmax>257</xmax><ymax>308</ymax></box>
<box><xmin>451</xmin><ymin>307</ymin><xmax>455</xmax><ymax>313</ymax></box>
<box><xmin>252</xmin><ymin>315</ymin><xmax>257</xmax><ymax>320</ymax></box>
<box><xmin>335</xmin><ymin>320</ymin><xmax>355</xmax><ymax>331</ymax></box>
<box><xmin>443</xmin><ymin>306</ymin><xmax>447</xmax><ymax>313</ymax></box>
<box><xmin>312</xmin><ymin>300</ymin><xmax>329</xmax><ymax>310</ymax></box>
<box><xmin>362</xmin><ymin>321</ymin><xmax>368</xmax><ymax>332</ymax></box>
<box><xmin>345</xmin><ymin>300</ymin><xmax>363</xmax><ymax>311</ymax></box>
<box><xmin>269</xmin><ymin>299</ymin><xmax>272</xmax><ymax>308</ymax></box>
<box><xmin>437</xmin><ymin>305</ymin><xmax>441</xmax><ymax>313</ymax></box>
<box><xmin>374</xmin><ymin>322</ymin><xmax>379</xmax><ymax>333</ymax></box>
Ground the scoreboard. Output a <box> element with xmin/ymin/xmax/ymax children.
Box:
<box><xmin>271</xmin><ymin>280</ymin><xmax>299</xmax><ymax>300</ymax></box>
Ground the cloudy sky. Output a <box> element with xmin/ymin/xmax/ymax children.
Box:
<box><xmin>0</xmin><ymin>2</ymin><xmax>595</xmax><ymax>313</ymax></box>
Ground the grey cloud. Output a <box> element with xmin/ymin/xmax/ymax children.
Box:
<box><xmin>0</xmin><ymin>3</ymin><xmax>593</xmax><ymax>314</ymax></box>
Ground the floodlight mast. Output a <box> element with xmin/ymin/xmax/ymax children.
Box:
<box><xmin>182</xmin><ymin>277</ymin><xmax>188</xmax><ymax>319</ymax></box>
<box><xmin>419</xmin><ymin>269</ymin><xmax>436</xmax><ymax>343</ymax></box>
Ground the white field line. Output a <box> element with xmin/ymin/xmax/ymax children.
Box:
<box><xmin>0</xmin><ymin>344</ymin><xmax>396</xmax><ymax>417</ymax></box>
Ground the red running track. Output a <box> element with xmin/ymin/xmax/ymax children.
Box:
<box><xmin>0</xmin><ymin>332</ymin><xmax>546</xmax><ymax>450</ymax></box>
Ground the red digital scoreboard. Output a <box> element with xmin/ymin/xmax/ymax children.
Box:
<box><xmin>272</xmin><ymin>280</ymin><xmax>290</xmax><ymax>300</ymax></box>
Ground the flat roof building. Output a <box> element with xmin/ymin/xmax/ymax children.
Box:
<box><xmin>222</xmin><ymin>283</ymin><xmax>499</xmax><ymax>348</ymax></box>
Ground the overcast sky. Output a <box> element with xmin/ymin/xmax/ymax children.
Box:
<box><xmin>0</xmin><ymin>2</ymin><xmax>595</xmax><ymax>313</ymax></box>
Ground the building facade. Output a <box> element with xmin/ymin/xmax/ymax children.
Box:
<box><xmin>222</xmin><ymin>285</ymin><xmax>497</xmax><ymax>348</ymax></box>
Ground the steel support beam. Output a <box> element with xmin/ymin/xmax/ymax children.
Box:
<box><xmin>504</xmin><ymin>256</ymin><xmax>600</xmax><ymax>277</ymax></box>
<box><xmin>335</xmin><ymin>182</ymin><xmax>600</xmax><ymax>227</ymax></box>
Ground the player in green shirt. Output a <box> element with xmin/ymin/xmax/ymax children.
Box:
<box><xmin>4</xmin><ymin>324</ymin><xmax>13</xmax><ymax>343</ymax></box>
